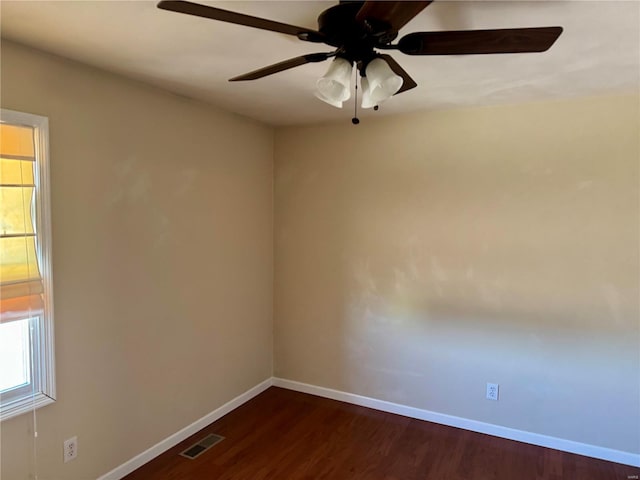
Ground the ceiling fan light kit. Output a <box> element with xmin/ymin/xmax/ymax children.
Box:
<box><xmin>314</xmin><ymin>56</ymin><xmax>403</xmax><ymax>109</ymax></box>
<box><xmin>157</xmin><ymin>0</ymin><xmax>563</xmax><ymax>122</ymax></box>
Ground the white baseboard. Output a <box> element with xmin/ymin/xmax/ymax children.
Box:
<box><xmin>272</xmin><ymin>377</ymin><xmax>640</xmax><ymax>468</ymax></box>
<box><xmin>97</xmin><ymin>378</ymin><xmax>273</xmax><ymax>480</ymax></box>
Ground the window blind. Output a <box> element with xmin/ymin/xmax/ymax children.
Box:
<box><xmin>0</xmin><ymin>123</ymin><xmax>44</xmax><ymax>323</ymax></box>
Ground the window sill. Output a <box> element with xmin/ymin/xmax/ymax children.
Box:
<box><xmin>0</xmin><ymin>392</ymin><xmax>56</xmax><ymax>422</ymax></box>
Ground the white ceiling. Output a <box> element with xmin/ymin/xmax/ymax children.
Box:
<box><xmin>1</xmin><ymin>1</ymin><xmax>638</xmax><ymax>126</ymax></box>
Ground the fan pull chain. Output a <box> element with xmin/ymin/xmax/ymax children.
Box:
<box><xmin>352</xmin><ymin>80</ymin><xmax>360</xmax><ymax>125</ymax></box>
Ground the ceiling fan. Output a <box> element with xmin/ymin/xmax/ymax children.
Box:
<box><xmin>157</xmin><ymin>0</ymin><xmax>563</xmax><ymax>114</ymax></box>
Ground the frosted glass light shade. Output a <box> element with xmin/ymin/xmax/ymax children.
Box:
<box><xmin>360</xmin><ymin>77</ymin><xmax>377</xmax><ymax>109</ymax></box>
<box><xmin>314</xmin><ymin>90</ymin><xmax>343</xmax><ymax>108</ymax></box>
<box><xmin>315</xmin><ymin>57</ymin><xmax>352</xmax><ymax>107</ymax></box>
<box><xmin>364</xmin><ymin>58</ymin><xmax>403</xmax><ymax>104</ymax></box>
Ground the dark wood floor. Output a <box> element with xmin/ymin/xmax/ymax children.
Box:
<box><xmin>124</xmin><ymin>387</ymin><xmax>639</xmax><ymax>480</ymax></box>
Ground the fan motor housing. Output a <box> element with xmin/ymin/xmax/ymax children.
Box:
<box><xmin>317</xmin><ymin>3</ymin><xmax>397</xmax><ymax>57</ymax></box>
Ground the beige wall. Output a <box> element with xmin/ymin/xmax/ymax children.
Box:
<box><xmin>275</xmin><ymin>94</ymin><xmax>640</xmax><ymax>453</ymax></box>
<box><xmin>0</xmin><ymin>41</ymin><xmax>273</xmax><ymax>480</ymax></box>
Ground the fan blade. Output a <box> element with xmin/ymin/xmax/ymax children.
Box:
<box><xmin>157</xmin><ymin>1</ymin><xmax>324</xmax><ymax>42</ymax></box>
<box><xmin>379</xmin><ymin>54</ymin><xmax>417</xmax><ymax>94</ymax></box>
<box><xmin>398</xmin><ymin>27</ymin><xmax>563</xmax><ymax>55</ymax></box>
<box><xmin>230</xmin><ymin>53</ymin><xmax>333</xmax><ymax>81</ymax></box>
<box><xmin>356</xmin><ymin>1</ymin><xmax>432</xmax><ymax>32</ymax></box>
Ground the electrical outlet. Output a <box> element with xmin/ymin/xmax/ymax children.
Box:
<box><xmin>63</xmin><ymin>436</ymin><xmax>78</xmax><ymax>463</ymax></box>
<box><xmin>486</xmin><ymin>383</ymin><xmax>499</xmax><ymax>401</ymax></box>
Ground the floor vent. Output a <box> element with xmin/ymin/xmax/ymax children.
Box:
<box><xmin>179</xmin><ymin>433</ymin><xmax>225</xmax><ymax>460</ymax></box>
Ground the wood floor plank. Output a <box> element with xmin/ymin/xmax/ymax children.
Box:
<box><xmin>123</xmin><ymin>387</ymin><xmax>640</xmax><ymax>480</ymax></box>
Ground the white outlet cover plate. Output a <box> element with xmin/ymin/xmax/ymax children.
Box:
<box><xmin>486</xmin><ymin>383</ymin><xmax>499</xmax><ymax>401</ymax></box>
<box><xmin>63</xmin><ymin>436</ymin><xmax>78</xmax><ymax>463</ymax></box>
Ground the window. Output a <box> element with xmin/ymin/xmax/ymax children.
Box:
<box><xmin>0</xmin><ymin>109</ymin><xmax>55</xmax><ymax>421</ymax></box>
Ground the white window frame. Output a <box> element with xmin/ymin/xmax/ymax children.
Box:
<box><xmin>0</xmin><ymin>108</ymin><xmax>56</xmax><ymax>421</ymax></box>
